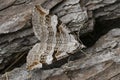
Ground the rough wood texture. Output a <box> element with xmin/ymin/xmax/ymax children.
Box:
<box><xmin>51</xmin><ymin>0</ymin><xmax>89</xmax><ymax>34</ymax></box>
<box><xmin>0</xmin><ymin>0</ymin><xmax>43</xmax><ymax>71</ymax></box>
<box><xmin>80</xmin><ymin>0</ymin><xmax>120</xmax><ymax>34</ymax></box>
<box><xmin>0</xmin><ymin>0</ymin><xmax>16</xmax><ymax>11</ymax></box>
<box><xmin>1</xmin><ymin>28</ymin><xmax>120</xmax><ymax>80</ymax></box>
<box><xmin>0</xmin><ymin>0</ymin><xmax>120</xmax><ymax>79</ymax></box>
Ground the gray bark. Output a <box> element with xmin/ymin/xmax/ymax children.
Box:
<box><xmin>1</xmin><ymin>28</ymin><xmax>120</xmax><ymax>80</ymax></box>
<box><xmin>0</xmin><ymin>0</ymin><xmax>120</xmax><ymax>80</ymax></box>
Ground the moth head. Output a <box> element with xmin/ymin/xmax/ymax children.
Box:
<box><xmin>35</xmin><ymin>5</ymin><xmax>49</xmax><ymax>15</ymax></box>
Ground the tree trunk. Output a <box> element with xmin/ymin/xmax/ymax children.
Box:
<box><xmin>0</xmin><ymin>0</ymin><xmax>120</xmax><ymax>80</ymax></box>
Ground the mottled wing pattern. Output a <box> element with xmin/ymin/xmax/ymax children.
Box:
<box><xmin>26</xmin><ymin>5</ymin><xmax>80</xmax><ymax>70</ymax></box>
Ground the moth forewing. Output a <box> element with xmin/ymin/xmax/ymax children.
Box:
<box><xmin>32</xmin><ymin>5</ymin><xmax>49</xmax><ymax>41</ymax></box>
<box><xmin>26</xmin><ymin>43</ymin><xmax>42</xmax><ymax>70</ymax></box>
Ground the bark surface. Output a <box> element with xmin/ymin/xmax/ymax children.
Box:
<box><xmin>0</xmin><ymin>0</ymin><xmax>120</xmax><ymax>80</ymax></box>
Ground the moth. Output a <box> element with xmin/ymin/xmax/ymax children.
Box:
<box><xmin>26</xmin><ymin>5</ymin><xmax>83</xmax><ymax>70</ymax></box>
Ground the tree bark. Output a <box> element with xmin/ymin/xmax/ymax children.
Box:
<box><xmin>0</xmin><ymin>0</ymin><xmax>120</xmax><ymax>80</ymax></box>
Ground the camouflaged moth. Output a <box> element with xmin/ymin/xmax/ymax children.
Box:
<box><xmin>26</xmin><ymin>5</ymin><xmax>83</xmax><ymax>70</ymax></box>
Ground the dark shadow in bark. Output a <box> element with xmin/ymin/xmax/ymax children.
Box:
<box><xmin>80</xmin><ymin>18</ymin><xmax>120</xmax><ymax>47</ymax></box>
